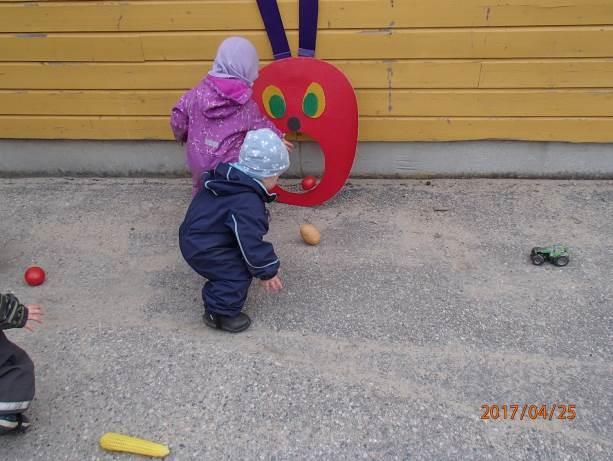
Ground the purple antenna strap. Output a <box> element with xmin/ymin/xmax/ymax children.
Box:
<box><xmin>256</xmin><ymin>0</ymin><xmax>291</xmax><ymax>59</ymax></box>
<box><xmin>298</xmin><ymin>0</ymin><xmax>319</xmax><ymax>57</ymax></box>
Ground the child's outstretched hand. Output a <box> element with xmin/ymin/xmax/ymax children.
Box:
<box><xmin>282</xmin><ymin>135</ymin><xmax>294</xmax><ymax>152</ymax></box>
<box><xmin>176</xmin><ymin>133</ymin><xmax>187</xmax><ymax>147</ymax></box>
<box><xmin>24</xmin><ymin>304</ymin><xmax>44</xmax><ymax>332</ymax></box>
<box><xmin>260</xmin><ymin>275</ymin><xmax>283</xmax><ymax>293</ymax></box>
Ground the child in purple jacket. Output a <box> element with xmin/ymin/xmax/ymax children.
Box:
<box><xmin>170</xmin><ymin>36</ymin><xmax>292</xmax><ymax>196</ymax></box>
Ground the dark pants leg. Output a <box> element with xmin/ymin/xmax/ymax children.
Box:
<box><xmin>0</xmin><ymin>332</ymin><xmax>35</xmax><ymax>416</ymax></box>
<box><xmin>180</xmin><ymin>240</ymin><xmax>253</xmax><ymax>317</ymax></box>
<box><xmin>202</xmin><ymin>278</ymin><xmax>252</xmax><ymax>317</ymax></box>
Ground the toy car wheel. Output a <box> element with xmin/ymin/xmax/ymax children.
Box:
<box><xmin>554</xmin><ymin>256</ymin><xmax>569</xmax><ymax>267</ymax></box>
<box><xmin>531</xmin><ymin>254</ymin><xmax>545</xmax><ymax>265</ymax></box>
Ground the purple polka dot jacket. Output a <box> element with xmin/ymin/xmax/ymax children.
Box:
<box><xmin>170</xmin><ymin>75</ymin><xmax>282</xmax><ymax>196</ymax></box>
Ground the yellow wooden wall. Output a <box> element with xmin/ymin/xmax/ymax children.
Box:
<box><xmin>1</xmin><ymin>0</ymin><xmax>613</xmax><ymax>142</ymax></box>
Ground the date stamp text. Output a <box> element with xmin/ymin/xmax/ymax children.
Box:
<box><xmin>480</xmin><ymin>404</ymin><xmax>576</xmax><ymax>421</ymax></box>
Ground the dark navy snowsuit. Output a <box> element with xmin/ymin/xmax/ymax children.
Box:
<box><xmin>179</xmin><ymin>163</ymin><xmax>280</xmax><ymax>316</ymax></box>
<box><xmin>0</xmin><ymin>293</ymin><xmax>35</xmax><ymax>416</ymax></box>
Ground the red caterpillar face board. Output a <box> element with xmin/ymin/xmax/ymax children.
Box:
<box><xmin>254</xmin><ymin>57</ymin><xmax>358</xmax><ymax>207</ymax></box>
<box><xmin>255</xmin><ymin>0</ymin><xmax>358</xmax><ymax>206</ymax></box>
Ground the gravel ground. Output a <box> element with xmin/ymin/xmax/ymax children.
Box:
<box><xmin>0</xmin><ymin>178</ymin><xmax>611</xmax><ymax>460</ymax></box>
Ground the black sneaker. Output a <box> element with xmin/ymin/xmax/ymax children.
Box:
<box><xmin>203</xmin><ymin>310</ymin><xmax>251</xmax><ymax>333</ymax></box>
<box><xmin>0</xmin><ymin>414</ymin><xmax>31</xmax><ymax>434</ymax></box>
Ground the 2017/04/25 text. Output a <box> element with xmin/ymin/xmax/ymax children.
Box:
<box><xmin>480</xmin><ymin>404</ymin><xmax>576</xmax><ymax>421</ymax></box>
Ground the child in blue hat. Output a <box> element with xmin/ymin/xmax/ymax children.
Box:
<box><xmin>179</xmin><ymin>128</ymin><xmax>289</xmax><ymax>333</ymax></box>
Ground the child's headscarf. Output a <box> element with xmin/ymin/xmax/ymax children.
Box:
<box><xmin>209</xmin><ymin>37</ymin><xmax>260</xmax><ymax>86</ymax></box>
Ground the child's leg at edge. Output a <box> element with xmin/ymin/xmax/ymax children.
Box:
<box><xmin>0</xmin><ymin>332</ymin><xmax>34</xmax><ymax>419</ymax></box>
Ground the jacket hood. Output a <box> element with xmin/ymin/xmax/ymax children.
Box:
<box><xmin>202</xmin><ymin>163</ymin><xmax>277</xmax><ymax>203</ymax></box>
<box><xmin>201</xmin><ymin>76</ymin><xmax>252</xmax><ymax>119</ymax></box>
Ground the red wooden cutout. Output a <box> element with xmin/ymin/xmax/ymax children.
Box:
<box><xmin>253</xmin><ymin>57</ymin><xmax>358</xmax><ymax>207</ymax></box>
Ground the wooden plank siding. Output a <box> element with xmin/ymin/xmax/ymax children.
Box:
<box><xmin>2</xmin><ymin>116</ymin><xmax>613</xmax><ymax>142</ymax></box>
<box><xmin>0</xmin><ymin>0</ymin><xmax>612</xmax><ymax>142</ymax></box>
<box><xmin>2</xmin><ymin>1</ymin><xmax>613</xmax><ymax>30</ymax></box>
<box><xmin>2</xmin><ymin>60</ymin><xmax>613</xmax><ymax>90</ymax></box>
<box><xmin>3</xmin><ymin>28</ymin><xmax>613</xmax><ymax>62</ymax></box>
<box><xmin>3</xmin><ymin>90</ymin><xmax>613</xmax><ymax>117</ymax></box>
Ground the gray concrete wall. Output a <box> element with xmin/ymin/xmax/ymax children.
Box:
<box><xmin>1</xmin><ymin>139</ymin><xmax>612</xmax><ymax>178</ymax></box>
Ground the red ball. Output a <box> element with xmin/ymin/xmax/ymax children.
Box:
<box><xmin>24</xmin><ymin>266</ymin><xmax>45</xmax><ymax>286</ymax></box>
<box><xmin>301</xmin><ymin>176</ymin><xmax>318</xmax><ymax>191</ymax></box>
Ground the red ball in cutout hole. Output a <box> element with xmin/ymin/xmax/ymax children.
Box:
<box><xmin>24</xmin><ymin>266</ymin><xmax>46</xmax><ymax>286</ymax></box>
<box><xmin>301</xmin><ymin>176</ymin><xmax>318</xmax><ymax>191</ymax></box>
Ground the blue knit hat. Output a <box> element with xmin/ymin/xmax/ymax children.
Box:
<box><xmin>235</xmin><ymin>129</ymin><xmax>290</xmax><ymax>179</ymax></box>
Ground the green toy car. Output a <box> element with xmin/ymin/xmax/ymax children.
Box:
<box><xmin>531</xmin><ymin>244</ymin><xmax>569</xmax><ymax>267</ymax></box>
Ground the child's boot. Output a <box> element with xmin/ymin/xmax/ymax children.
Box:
<box><xmin>203</xmin><ymin>310</ymin><xmax>251</xmax><ymax>333</ymax></box>
<box><xmin>0</xmin><ymin>414</ymin><xmax>31</xmax><ymax>434</ymax></box>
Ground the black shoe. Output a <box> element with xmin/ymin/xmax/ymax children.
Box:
<box><xmin>0</xmin><ymin>414</ymin><xmax>31</xmax><ymax>434</ymax></box>
<box><xmin>203</xmin><ymin>310</ymin><xmax>251</xmax><ymax>333</ymax></box>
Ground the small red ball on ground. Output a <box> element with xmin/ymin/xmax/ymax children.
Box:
<box><xmin>24</xmin><ymin>266</ymin><xmax>46</xmax><ymax>286</ymax></box>
<box><xmin>301</xmin><ymin>176</ymin><xmax>317</xmax><ymax>191</ymax></box>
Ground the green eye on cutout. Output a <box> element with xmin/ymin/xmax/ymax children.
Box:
<box><xmin>303</xmin><ymin>82</ymin><xmax>326</xmax><ymax>118</ymax></box>
<box><xmin>269</xmin><ymin>95</ymin><xmax>286</xmax><ymax>118</ymax></box>
<box><xmin>262</xmin><ymin>85</ymin><xmax>286</xmax><ymax>119</ymax></box>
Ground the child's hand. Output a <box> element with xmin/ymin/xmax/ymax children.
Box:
<box><xmin>176</xmin><ymin>133</ymin><xmax>187</xmax><ymax>146</ymax></box>
<box><xmin>260</xmin><ymin>275</ymin><xmax>283</xmax><ymax>293</ymax></box>
<box><xmin>282</xmin><ymin>135</ymin><xmax>294</xmax><ymax>152</ymax></box>
<box><xmin>24</xmin><ymin>304</ymin><xmax>44</xmax><ymax>332</ymax></box>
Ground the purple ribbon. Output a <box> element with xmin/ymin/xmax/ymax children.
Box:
<box><xmin>298</xmin><ymin>0</ymin><xmax>318</xmax><ymax>57</ymax></box>
<box><xmin>256</xmin><ymin>0</ymin><xmax>291</xmax><ymax>59</ymax></box>
<box><xmin>257</xmin><ymin>0</ymin><xmax>319</xmax><ymax>59</ymax></box>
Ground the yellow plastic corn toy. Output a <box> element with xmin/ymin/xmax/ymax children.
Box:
<box><xmin>99</xmin><ymin>432</ymin><xmax>170</xmax><ymax>458</ymax></box>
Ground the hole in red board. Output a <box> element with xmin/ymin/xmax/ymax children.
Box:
<box><xmin>280</xmin><ymin>141</ymin><xmax>323</xmax><ymax>194</ymax></box>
